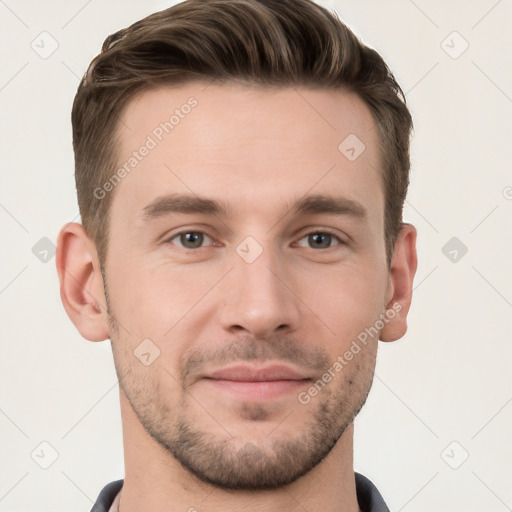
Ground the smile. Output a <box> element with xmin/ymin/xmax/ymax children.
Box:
<box><xmin>202</xmin><ymin>364</ymin><xmax>312</xmax><ymax>400</ymax></box>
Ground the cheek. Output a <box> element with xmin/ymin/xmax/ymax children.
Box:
<box><xmin>107</xmin><ymin>267</ymin><xmax>190</xmax><ymax>404</ymax></box>
<box><xmin>106</xmin><ymin>242</ymin><xmax>388</xmax><ymax>355</ymax></box>
<box><xmin>106</xmin><ymin>259</ymin><xmax>218</xmax><ymax>342</ymax></box>
<box><xmin>298</xmin><ymin>263</ymin><xmax>387</xmax><ymax>351</ymax></box>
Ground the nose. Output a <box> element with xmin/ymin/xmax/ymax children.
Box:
<box><xmin>219</xmin><ymin>241</ymin><xmax>301</xmax><ymax>339</ymax></box>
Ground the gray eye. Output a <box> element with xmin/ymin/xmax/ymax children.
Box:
<box><xmin>170</xmin><ymin>232</ymin><xmax>212</xmax><ymax>249</ymax></box>
<box><xmin>297</xmin><ymin>232</ymin><xmax>341</xmax><ymax>249</ymax></box>
<box><xmin>309</xmin><ymin>233</ymin><xmax>332</xmax><ymax>249</ymax></box>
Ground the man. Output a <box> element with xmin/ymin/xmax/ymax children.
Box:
<box><xmin>56</xmin><ymin>0</ymin><xmax>417</xmax><ymax>510</ymax></box>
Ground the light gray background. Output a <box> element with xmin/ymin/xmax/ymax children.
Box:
<box><xmin>1</xmin><ymin>0</ymin><xmax>511</xmax><ymax>510</ymax></box>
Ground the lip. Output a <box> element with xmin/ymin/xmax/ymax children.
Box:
<box><xmin>207</xmin><ymin>364</ymin><xmax>309</xmax><ymax>381</ymax></box>
<box><xmin>202</xmin><ymin>364</ymin><xmax>311</xmax><ymax>400</ymax></box>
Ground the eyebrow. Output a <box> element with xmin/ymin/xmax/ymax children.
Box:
<box><xmin>291</xmin><ymin>194</ymin><xmax>367</xmax><ymax>219</ymax></box>
<box><xmin>142</xmin><ymin>194</ymin><xmax>232</xmax><ymax>220</ymax></box>
<box><xmin>141</xmin><ymin>193</ymin><xmax>367</xmax><ymax>222</ymax></box>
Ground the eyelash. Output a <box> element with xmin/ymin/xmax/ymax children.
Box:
<box><xmin>164</xmin><ymin>230</ymin><xmax>346</xmax><ymax>250</ymax></box>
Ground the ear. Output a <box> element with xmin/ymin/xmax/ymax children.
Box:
<box><xmin>379</xmin><ymin>223</ymin><xmax>418</xmax><ymax>342</ymax></box>
<box><xmin>56</xmin><ymin>222</ymin><xmax>110</xmax><ymax>341</ymax></box>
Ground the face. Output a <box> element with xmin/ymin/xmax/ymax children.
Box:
<box><xmin>103</xmin><ymin>83</ymin><xmax>392</xmax><ymax>489</ymax></box>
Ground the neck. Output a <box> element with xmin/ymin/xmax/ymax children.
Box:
<box><xmin>118</xmin><ymin>394</ymin><xmax>361</xmax><ymax>512</ymax></box>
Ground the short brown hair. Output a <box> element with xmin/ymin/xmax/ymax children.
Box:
<box><xmin>72</xmin><ymin>0</ymin><xmax>412</xmax><ymax>266</ymax></box>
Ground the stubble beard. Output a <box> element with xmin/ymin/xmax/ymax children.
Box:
<box><xmin>104</xmin><ymin>276</ymin><xmax>376</xmax><ymax>490</ymax></box>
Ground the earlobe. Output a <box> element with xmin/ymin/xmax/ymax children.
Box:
<box><xmin>56</xmin><ymin>222</ymin><xmax>110</xmax><ymax>341</ymax></box>
<box><xmin>379</xmin><ymin>223</ymin><xmax>418</xmax><ymax>342</ymax></box>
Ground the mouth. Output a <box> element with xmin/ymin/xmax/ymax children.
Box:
<box><xmin>201</xmin><ymin>364</ymin><xmax>312</xmax><ymax>400</ymax></box>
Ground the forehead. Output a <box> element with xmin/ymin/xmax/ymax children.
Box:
<box><xmin>110</xmin><ymin>82</ymin><xmax>383</xmax><ymax>227</ymax></box>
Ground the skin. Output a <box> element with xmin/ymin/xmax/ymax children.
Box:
<box><xmin>57</xmin><ymin>82</ymin><xmax>417</xmax><ymax>512</ymax></box>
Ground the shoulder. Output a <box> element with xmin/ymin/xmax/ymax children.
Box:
<box><xmin>90</xmin><ymin>479</ymin><xmax>124</xmax><ymax>512</ymax></box>
<box><xmin>355</xmin><ymin>472</ymin><xmax>390</xmax><ymax>512</ymax></box>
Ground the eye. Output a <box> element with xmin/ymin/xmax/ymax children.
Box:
<box><xmin>167</xmin><ymin>231</ymin><xmax>214</xmax><ymax>249</ymax></box>
<box><xmin>296</xmin><ymin>231</ymin><xmax>344</xmax><ymax>249</ymax></box>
